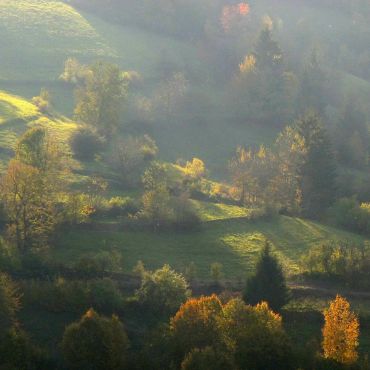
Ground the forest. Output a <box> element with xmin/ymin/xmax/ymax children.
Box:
<box><xmin>0</xmin><ymin>0</ymin><xmax>370</xmax><ymax>369</ymax></box>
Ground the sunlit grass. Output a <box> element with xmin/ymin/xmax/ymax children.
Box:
<box><xmin>191</xmin><ymin>200</ymin><xmax>253</xmax><ymax>221</ymax></box>
<box><xmin>0</xmin><ymin>90</ymin><xmax>78</xmax><ymax>172</ymax></box>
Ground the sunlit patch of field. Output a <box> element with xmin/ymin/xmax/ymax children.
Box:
<box><xmin>190</xmin><ymin>200</ymin><xmax>254</xmax><ymax>221</ymax></box>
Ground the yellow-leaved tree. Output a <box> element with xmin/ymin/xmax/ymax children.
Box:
<box><xmin>322</xmin><ymin>295</ymin><xmax>359</xmax><ymax>364</ymax></box>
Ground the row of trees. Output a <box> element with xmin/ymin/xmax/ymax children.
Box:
<box><xmin>60</xmin><ymin>293</ymin><xmax>360</xmax><ymax>370</ymax></box>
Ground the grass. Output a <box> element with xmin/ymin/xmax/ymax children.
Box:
<box><xmin>0</xmin><ymin>90</ymin><xmax>78</xmax><ymax>172</ymax></box>
<box><xmin>191</xmin><ymin>200</ymin><xmax>254</xmax><ymax>221</ymax></box>
<box><xmin>51</xmin><ymin>215</ymin><xmax>367</xmax><ymax>279</ymax></box>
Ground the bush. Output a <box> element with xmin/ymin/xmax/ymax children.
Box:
<box><xmin>62</xmin><ymin>309</ymin><xmax>129</xmax><ymax>370</ymax></box>
<box><xmin>88</xmin><ymin>278</ymin><xmax>124</xmax><ymax>312</ymax></box>
<box><xmin>136</xmin><ymin>265</ymin><xmax>190</xmax><ymax>317</ymax></box>
<box><xmin>106</xmin><ymin>196</ymin><xmax>140</xmax><ymax>217</ymax></box>
<box><xmin>328</xmin><ymin>197</ymin><xmax>370</xmax><ymax>235</ymax></box>
<box><xmin>181</xmin><ymin>347</ymin><xmax>233</xmax><ymax>370</ymax></box>
<box><xmin>73</xmin><ymin>251</ymin><xmax>124</xmax><ymax>277</ymax></box>
<box><xmin>70</xmin><ymin>127</ymin><xmax>105</xmax><ymax>161</ymax></box>
<box><xmin>0</xmin><ymin>273</ymin><xmax>20</xmax><ymax>332</ymax></box>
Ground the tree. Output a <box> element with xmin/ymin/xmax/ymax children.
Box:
<box><xmin>295</xmin><ymin>112</ymin><xmax>337</xmax><ymax>218</ymax></box>
<box><xmin>74</xmin><ymin>61</ymin><xmax>126</xmax><ymax>137</ymax></box>
<box><xmin>170</xmin><ymin>295</ymin><xmax>223</xmax><ymax>363</ymax></box>
<box><xmin>184</xmin><ymin>158</ymin><xmax>206</xmax><ymax>180</ymax></box>
<box><xmin>181</xmin><ymin>346</ymin><xmax>234</xmax><ymax>370</ymax></box>
<box><xmin>61</xmin><ymin>309</ymin><xmax>129</xmax><ymax>370</ymax></box>
<box><xmin>59</xmin><ymin>57</ymin><xmax>88</xmax><ymax>84</ymax></box>
<box><xmin>16</xmin><ymin>127</ymin><xmax>68</xmax><ymax>195</ymax></box>
<box><xmin>221</xmin><ymin>298</ymin><xmax>293</xmax><ymax>370</ymax></box>
<box><xmin>334</xmin><ymin>102</ymin><xmax>369</xmax><ymax>169</ymax></box>
<box><xmin>154</xmin><ymin>72</ymin><xmax>188</xmax><ymax>119</ymax></box>
<box><xmin>273</xmin><ymin>126</ymin><xmax>305</xmax><ymax>212</ymax></box>
<box><xmin>243</xmin><ymin>241</ymin><xmax>290</xmax><ymax>312</ymax></box>
<box><xmin>16</xmin><ymin>127</ymin><xmax>62</xmax><ymax>174</ymax></box>
<box><xmin>322</xmin><ymin>295</ymin><xmax>359</xmax><ymax>365</ymax></box>
<box><xmin>0</xmin><ymin>160</ymin><xmax>56</xmax><ymax>251</ymax></box>
<box><xmin>0</xmin><ymin>273</ymin><xmax>20</xmax><ymax>332</ymax></box>
<box><xmin>229</xmin><ymin>145</ymin><xmax>276</xmax><ymax>206</ymax></box>
<box><xmin>298</xmin><ymin>49</ymin><xmax>327</xmax><ymax>114</ymax></box>
<box><xmin>70</xmin><ymin>126</ymin><xmax>105</xmax><ymax>161</ymax></box>
<box><xmin>136</xmin><ymin>264</ymin><xmax>190</xmax><ymax>316</ymax></box>
<box><xmin>234</xmin><ymin>27</ymin><xmax>297</xmax><ymax>125</ymax></box>
<box><xmin>112</xmin><ymin>135</ymin><xmax>158</xmax><ymax>187</ymax></box>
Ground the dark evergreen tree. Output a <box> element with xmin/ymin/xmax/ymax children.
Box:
<box><xmin>253</xmin><ymin>27</ymin><xmax>284</xmax><ymax>72</ymax></box>
<box><xmin>298</xmin><ymin>49</ymin><xmax>327</xmax><ymax>114</ymax></box>
<box><xmin>243</xmin><ymin>241</ymin><xmax>290</xmax><ymax>312</ymax></box>
<box><xmin>296</xmin><ymin>112</ymin><xmax>337</xmax><ymax>218</ymax></box>
<box><xmin>335</xmin><ymin>102</ymin><xmax>369</xmax><ymax>169</ymax></box>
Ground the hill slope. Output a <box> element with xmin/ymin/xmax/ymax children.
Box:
<box><xmin>0</xmin><ymin>90</ymin><xmax>77</xmax><ymax>171</ymax></box>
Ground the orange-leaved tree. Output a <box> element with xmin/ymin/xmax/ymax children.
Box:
<box><xmin>170</xmin><ymin>295</ymin><xmax>223</xmax><ymax>363</ymax></box>
<box><xmin>322</xmin><ymin>295</ymin><xmax>359</xmax><ymax>365</ymax></box>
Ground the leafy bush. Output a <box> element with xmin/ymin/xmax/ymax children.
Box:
<box><xmin>62</xmin><ymin>309</ymin><xmax>129</xmax><ymax>370</ymax></box>
<box><xmin>70</xmin><ymin>126</ymin><xmax>105</xmax><ymax>161</ymax></box>
<box><xmin>136</xmin><ymin>265</ymin><xmax>190</xmax><ymax>317</ymax></box>
<box><xmin>106</xmin><ymin>196</ymin><xmax>140</xmax><ymax>217</ymax></box>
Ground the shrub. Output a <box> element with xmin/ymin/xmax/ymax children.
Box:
<box><xmin>70</xmin><ymin>126</ymin><xmax>104</xmax><ymax>161</ymax></box>
<box><xmin>88</xmin><ymin>278</ymin><xmax>124</xmax><ymax>313</ymax></box>
<box><xmin>328</xmin><ymin>197</ymin><xmax>370</xmax><ymax>235</ymax></box>
<box><xmin>61</xmin><ymin>309</ymin><xmax>129</xmax><ymax>370</ymax></box>
<box><xmin>106</xmin><ymin>196</ymin><xmax>140</xmax><ymax>217</ymax></box>
<box><xmin>136</xmin><ymin>265</ymin><xmax>190</xmax><ymax>317</ymax></box>
<box><xmin>0</xmin><ymin>273</ymin><xmax>20</xmax><ymax>332</ymax></box>
<box><xmin>181</xmin><ymin>347</ymin><xmax>233</xmax><ymax>370</ymax></box>
<box><xmin>32</xmin><ymin>88</ymin><xmax>51</xmax><ymax>113</ymax></box>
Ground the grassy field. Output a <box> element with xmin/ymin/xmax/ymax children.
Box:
<box><xmin>51</xmin><ymin>215</ymin><xmax>367</xmax><ymax>279</ymax></box>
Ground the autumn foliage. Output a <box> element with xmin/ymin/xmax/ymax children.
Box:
<box><xmin>221</xmin><ymin>3</ymin><xmax>250</xmax><ymax>33</ymax></box>
<box><xmin>322</xmin><ymin>295</ymin><xmax>359</xmax><ymax>365</ymax></box>
<box><xmin>170</xmin><ymin>294</ymin><xmax>223</xmax><ymax>358</ymax></box>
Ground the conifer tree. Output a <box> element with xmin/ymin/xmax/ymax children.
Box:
<box><xmin>295</xmin><ymin>112</ymin><xmax>337</xmax><ymax>218</ymax></box>
<box><xmin>243</xmin><ymin>241</ymin><xmax>290</xmax><ymax>312</ymax></box>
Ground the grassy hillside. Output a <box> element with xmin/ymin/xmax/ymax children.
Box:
<box><xmin>0</xmin><ymin>90</ymin><xmax>77</xmax><ymax>171</ymax></box>
<box><xmin>52</xmin><ymin>215</ymin><xmax>367</xmax><ymax>279</ymax></box>
<box><xmin>0</xmin><ymin>0</ymin><xmax>114</xmax><ymax>81</ymax></box>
